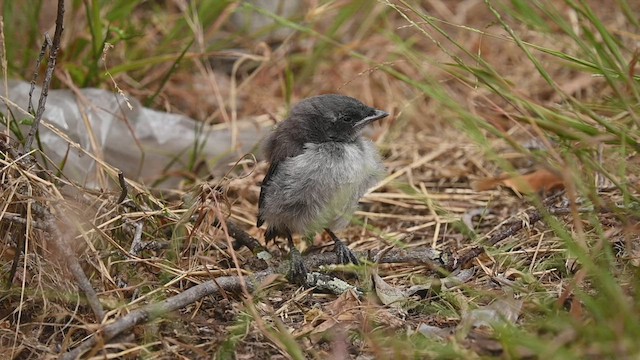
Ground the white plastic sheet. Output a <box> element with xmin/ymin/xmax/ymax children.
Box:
<box><xmin>0</xmin><ymin>80</ymin><xmax>268</xmax><ymax>188</ymax></box>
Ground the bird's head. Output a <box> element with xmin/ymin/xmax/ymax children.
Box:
<box><xmin>289</xmin><ymin>94</ymin><xmax>388</xmax><ymax>143</ymax></box>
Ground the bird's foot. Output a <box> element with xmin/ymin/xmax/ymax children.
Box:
<box><xmin>334</xmin><ymin>238</ymin><xmax>359</xmax><ymax>265</ymax></box>
<box><xmin>287</xmin><ymin>248</ymin><xmax>308</xmax><ymax>285</ymax></box>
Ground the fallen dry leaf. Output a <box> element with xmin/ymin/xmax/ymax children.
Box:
<box><xmin>327</xmin><ymin>288</ymin><xmax>362</xmax><ymax>314</ymax></box>
<box><xmin>373</xmin><ymin>269</ymin><xmax>475</xmax><ymax>307</ymax></box>
<box><xmin>372</xmin><ymin>272</ymin><xmax>412</xmax><ymax>306</ymax></box>
<box><xmin>471</xmin><ymin>168</ymin><xmax>564</xmax><ymax>194</ymax></box>
<box><xmin>294</xmin><ymin>291</ymin><xmax>362</xmax><ymax>342</ymax></box>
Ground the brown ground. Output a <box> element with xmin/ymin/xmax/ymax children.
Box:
<box><xmin>1</xmin><ymin>0</ymin><xmax>639</xmax><ymax>359</ymax></box>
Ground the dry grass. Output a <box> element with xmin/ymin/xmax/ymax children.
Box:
<box><xmin>1</xmin><ymin>0</ymin><xmax>640</xmax><ymax>358</ymax></box>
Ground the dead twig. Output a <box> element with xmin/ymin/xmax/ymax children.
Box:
<box><xmin>36</xmin><ymin>205</ymin><xmax>106</xmax><ymax>322</ymax></box>
<box><xmin>28</xmin><ymin>34</ymin><xmax>51</xmax><ymax>114</ymax></box>
<box><xmin>213</xmin><ymin>218</ymin><xmax>266</xmax><ymax>253</ymax></box>
<box><xmin>127</xmin><ymin>221</ymin><xmax>144</xmax><ymax>256</ymax></box>
<box><xmin>0</xmin><ymin>212</ymin><xmax>47</xmax><ymax>230</ymax></box>
<box><xmin>23</xmin><ymin>0</ymin><xmax>64</xmax><ymax>151</ymax></box>
<box><xmin>116</xmin><ymin>171</ymin><xmax>128</xmax><ymax>204</ymax></box>
<box><xmin>305</xmin><ymin>247</ymin><xmax>445</xmax><ymax>269</ymax></box>
<box><xmin>5</xmin><ymin>222</ymin><xmax>25</xmax><ymax>290</ymax></box>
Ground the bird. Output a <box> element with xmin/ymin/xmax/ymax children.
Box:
<box><xmin>256</xmin><ymin>94</ymin><xmax>388</xmax><ymax>284</ymax></box>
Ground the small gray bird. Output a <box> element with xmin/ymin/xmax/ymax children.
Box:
<box><xmin>257</xmin><ymin>94</ymin><xmax>388</xmax><ymax>284</ymax></box>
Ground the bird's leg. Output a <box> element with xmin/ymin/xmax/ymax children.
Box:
<box><xmin>286</xmin><ymin>234</ymin><xmax>308</xmax><ymax>285</ymax></box>
<box><xmin>325</xmin><ymin>229</ymin><xmax>359</xmax><ymax>265</ymax></box>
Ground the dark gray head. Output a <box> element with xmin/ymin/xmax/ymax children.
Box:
<box><xmin>286</xmin><ymin>94</ymin><xmax>388</xmax><ymax>143</ymax></box>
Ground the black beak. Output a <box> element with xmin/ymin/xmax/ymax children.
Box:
<box><xmin>354</xmin><ymin>109</ymin><xmax>389</xmax><ymax>128</ymax></box>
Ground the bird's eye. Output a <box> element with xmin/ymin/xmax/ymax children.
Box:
<box><xmin>338</xmin><ymin>113</ymin><xmax>351</xmax><ymax>122</ymax></box>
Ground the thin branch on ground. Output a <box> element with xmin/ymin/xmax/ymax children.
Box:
<box><xmin>213</xmin><ymin>218</ymin><xmax>266</xmax><ymax>253</ymax></box>
<box><xmin>0</xmin><ymin>212</ymin><xmax>47</xmax><ymax>230</ymax></box>
<box><xmin>59</xmin><ymin>272</ymin><xmax>265</xmax><ymax>360</ymax></box>
<box><xmin>59</xmin><ymin>243</ymin><xmax>444</xmax><ymax>359</ymax></box>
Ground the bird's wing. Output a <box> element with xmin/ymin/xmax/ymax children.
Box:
<box><xmin>257</xmin><ymin>162</ymin><xmax>279</xmax><ymax>227</ymax></box>
<box><xmin>257</xmin><ymin>138</ymin><xmax>304</xmax><ymax>227</ymax></box>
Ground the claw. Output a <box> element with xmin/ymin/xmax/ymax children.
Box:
<box><xmin>287</xmin><ymin>247</ymin><xmax>308</xmax><ymax>285</ymax></box>
<box><xmin>333</xmin><ymin>238</ymin><xmax>360</xmax><ymax>265</ymax></box>
<box><xmin>325</xmin><ymin>229</ymin><xmax>359</xmax><ymax>265</ymax></box>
